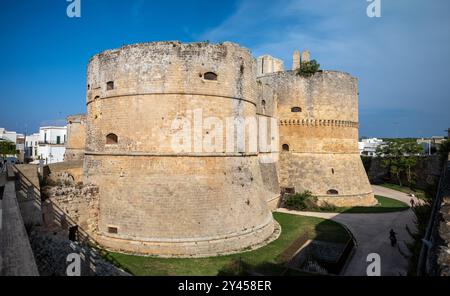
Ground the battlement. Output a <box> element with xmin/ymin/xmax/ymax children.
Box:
<box><xmin>66</xmin><ymin>114</ymin><xmax>86</xmax><ymax>124</ymax></box>
<box><xmin>256</xmin><ymin>55</ymin><xmax>284</xmax><ymax>77</ymax></box>
<box><xmin>89</xmin><ymin>41</ymin><xmax>251</xmax><ymax>64</ymax></box>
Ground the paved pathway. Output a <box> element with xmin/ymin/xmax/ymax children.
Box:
<box><xmin>276</xmin><ymin>185</ymin><xmax>421</xmax><ymax>276</ymax></box>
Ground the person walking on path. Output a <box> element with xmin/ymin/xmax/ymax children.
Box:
<box><xmin>389</xmin><ymin>229</ymin><xmax>397</xmax><ymax>247</ymax></box>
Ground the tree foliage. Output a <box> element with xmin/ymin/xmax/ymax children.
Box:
<box><xmin>376</xmin><ymin>141</ymin><xmax>423</xmax><ymax>187</ymax></box>
<box><xmin>438</xmin><ymin>139</ymin><xmax>450</xmax><ymax>164</ymax></box>
<box><xmin>0</xmin><ymin>141</ymin><xmax>16</xmax><ymax>157</ymax></box>
<box><xmin>296</xmin><ymin>60</ymin><xmax>320</xmax><ymax>77</ymax></box>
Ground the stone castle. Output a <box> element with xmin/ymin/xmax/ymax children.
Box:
<box><xmin>65</xmin><ymin>41</ymin><xmax>375</xmax><ymax>257</ymax></box>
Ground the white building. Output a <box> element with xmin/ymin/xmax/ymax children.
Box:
<box><xmin>38</xmin><ymin>126</ymin><xmax>67</xmax><ymax>164</ymax></box>
<box><xmin>0</xmin><ymin>127</ymin><xmax>17</xmax><ymax>143</ymax></box>
<box><xmin>359</xmin><ymin>138</ymin><xmax>385</xmax><ymax>157</ymax></box>
<box><xmin>25</xmin><ymin>133</ymin><xmax>40</xmax><ymax>162</ymax></box>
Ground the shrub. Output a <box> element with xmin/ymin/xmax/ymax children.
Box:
<box><xmin>297</xmin><ymin>60</ymin><xmax>320</xmax><ymax>77</ymax></box>
<box><xmin>285</xmin><ymin>191</ymin><xmax>319</xmax><ymax>211</ymax></box>
<box><xmin>319</xmin><ymin>202</ymin><xmax>337</xmax><ymax>212</ymax></box>
<box><xmin>438</xmin><ymin>139</ymin><xmax>450</xmax><ymax>164</ymax></box>
<box><xmin>406</xmin><ymin>201</ymin><xmax>432</xmax><ymax>275</ymax></box>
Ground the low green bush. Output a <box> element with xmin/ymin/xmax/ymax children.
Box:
<box><xmin>319</xmin><ymin>202</ymin><xmax>337</xmax><ymax>212</ymax></box>
<box><xmin>296</xmin><ymin>60</ymin><xmax>320</xmax><ymax>77</ymax></box>
<box><xmin>285</xmin><ymin>191</ymin><xmax>319</xmax><ymax>211</ymax></box>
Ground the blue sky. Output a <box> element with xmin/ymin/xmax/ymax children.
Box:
<box><xmin>0</xmin><ymin>0</ymin><xmax>449</xmax><ymax>138</ymax></box>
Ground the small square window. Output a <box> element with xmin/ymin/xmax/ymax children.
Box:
<box><xmin>106</xmin><ymin>81</ymin><xmax>114</xmax><ymax>90</ymax></box>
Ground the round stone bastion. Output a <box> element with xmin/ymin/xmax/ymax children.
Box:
<box><xmin>84</xmin><ymin>41</ymin><xmax>278</xmax><ymax>257</ymax></box>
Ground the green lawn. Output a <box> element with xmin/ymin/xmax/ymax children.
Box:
<box><xmin>378</xmin><ymin>183</ymin><xmax>426</xmax><ymax>200</ymax></box>
<box><xmin>101</xmin><ymin>212</ymin><xmax>351</xmax><ymax>276</ymax></box>
<box><xmin>287</xmin><ymin>195</ymin><xmax>410</xmax><ymax>214</ymax></box>
<box><xmin>335</xmin><ymin>195</ymin><xmax>409</xmax><ymax>213</ymax></box>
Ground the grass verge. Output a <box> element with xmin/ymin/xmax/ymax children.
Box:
<box><xmin>335</xmin><ymin>195</ymin><xmax>410</xmax><ymax>213</ymax></box>
<box><xmin>285</xmin><ymin>195</ymin><xmax>409</xmax><ymax>214</ymax></box>
<box><xmin>378</xmin><ymin>183</ymin><xmax>426</xmax><ymax>200</ymax></box>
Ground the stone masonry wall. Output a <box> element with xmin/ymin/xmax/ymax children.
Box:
<box><xmin>366</xmin><ymin>155</ymin><xmax>441</xmax><ymax>190</ymax></box>
<box><xmin>256</xmin><ymin>68</ymin><xmax>281</xmax><ymax>206</ymax></box>
<box><xmin>84</xmin><ymin>42</ymin><xmax>276</xmax><ymax>257</ymax></box>
<box><xmin>258</xmin><ymin>70</ymin><xmax>376</xmax><ymax>206</ymax></box>
<box><xmin>65</xmin><ymin>114</ymin><xmax>86</xmax><ymax>161</ymax></box>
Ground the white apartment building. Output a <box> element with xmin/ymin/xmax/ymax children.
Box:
<box><xmin>38</xmin><ymin>126</ymin><xmax>67</xmax><ymax>164</ymax></box>
<box><xmin>0</xmin><ymin>127</ymin><xmax>17</xmax><ymax>143</ymax></box>
<box><xmin>25</xmin><ymin>133</ymin><xmax>40</xmax><ymax>162</ymax></box>
<box><xmin>359</xmin><ymin>138</ymin><xmax>385</xmax><ymax>157</ymax></box>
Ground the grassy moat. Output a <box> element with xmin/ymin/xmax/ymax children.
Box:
<box><xmin>102</xmin><ymin>213</ymin><xmax>351</xmax><ymax>276</ymax></box>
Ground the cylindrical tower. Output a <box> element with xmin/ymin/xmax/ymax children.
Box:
<box><xmin>258</xmin><ymin>70</ymin><xmax>376</xmax><ymax>207</ymax></box>
<box><xmin>256</xmin><ymin>79</ymin><xmax>280</xmax><ymax>209</ymax></box>
<box><xmin>84</xmin><ymin>41</ymin><xmax>277</xmax><ymax>257</ymax></box>
<box><xmin>65</xmin><ymin>114</ymin><xmax>86</xmax><ymax>161</ymax></box>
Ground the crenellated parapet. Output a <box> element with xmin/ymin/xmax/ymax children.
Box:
<box><xmin>279</xmin><ymin>118</ymin><xmax>359</xmax><ymax>128</ymax></box>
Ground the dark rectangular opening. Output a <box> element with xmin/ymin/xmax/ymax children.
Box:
<box><xmin>69</xmin><ymin>225</ymin><xmax>78</xmax><ymax>241</ymax></box>
<box><xmin>282</xmin><ymin>187</ymin><xmax>295</xmax><ymax>194</ymax></box>
<box><xmin>106</xmin><ymin>81</ymin><xmax>114</xmax><ymax>90</ymax></box>
<box><xmin>108</xmin><ymin>227</ymin><xmax>118</xmax><ymax>234</ymax></box>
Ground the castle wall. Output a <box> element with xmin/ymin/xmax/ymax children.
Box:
<box><xmin>84</xmin><ymin>42</ymin><xmax>277</xmax><ymax>257</ymax></box>
<box><xmin>65</xmin><ymin>114</ymin><xmax>86</xmax><ymax>161</ymax></box>
<box><xmin>256</xmin><ymin>55</ymin><xmax>284</xmax><ymax>77</ymax></box>
<box><xmin>256</xmin><ymin>80</ymin><xmax>281</xmax><ymax>208</ymax></box>
<box><xmin>365</xmin><ymin>155</ymin><xmax>441</xmax><ymax>189</ymax></box>
<box><xmin>258</xmin><ymin>70</ymin><xmax>376</xmax><ymax>206</ymax></box>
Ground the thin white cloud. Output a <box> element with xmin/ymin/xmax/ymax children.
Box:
<box><xmin>198</xmin><ymin>0</ymin><xmax>450</xmax><ymax>137</ymax></box>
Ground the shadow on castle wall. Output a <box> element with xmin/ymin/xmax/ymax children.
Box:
<box><xmin>13</xmin><ymin>165</ymin><xmax>130</xmax><ymax>276</ymax></box>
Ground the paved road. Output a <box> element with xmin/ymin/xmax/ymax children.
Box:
<box><xmin>276</xmin><ymin>185</ymin><xmax>420</xmax><ymax>276</ymax></box>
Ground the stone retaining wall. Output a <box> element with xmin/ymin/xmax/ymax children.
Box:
<box><xmin>0</xmin><ymin>167</ymin><xmax>39</xmax><ymax>276</ymax></box>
